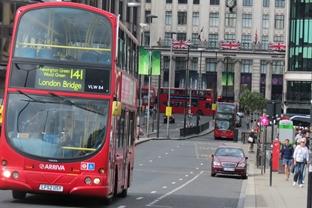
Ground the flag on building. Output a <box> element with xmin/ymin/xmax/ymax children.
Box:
<box><xmin>220</xmin><ymin>41</ymin><xmax>240</xmax><ymax>50</ymax></box>
<box><xmin>268</xmin><ymin>42</ymin><xmax>286</xmax><ymax>51</ymax></box>
<box><xmin>172</xmin><ymin>39</ymin><xmax>191</xmax><ymax>49</ymax></box>
<box><xmin>254</xmin><ymin>30</ymin><xmax>258</xmax><ymax>44</ymax></box>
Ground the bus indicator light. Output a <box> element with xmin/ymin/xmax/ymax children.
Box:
<box><xmin>81</xmin><ymin>162</ymin><xmax>95</xmax><ymax>171</ymax></box>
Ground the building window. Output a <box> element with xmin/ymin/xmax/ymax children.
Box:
<box><xmin>164</xmin><ymin>32</ymin><xmax>172</xmax><ymax>46</ymax></box>
<box><xmin>261</xmin><ymin>35</ymin><xmax>269</xmax><ymax>49</ymax></box>
<box><xmin>210</xmin><ymin>0</ymin><xmax>219</xmax><ymax>5</ymax></box>
<box><xmin>243</xmin><ymin>0</ymin><xmax>253</xmax><ymax>6</ymax></box>
<box><xmin>262</xmin><ymin>15</ymin><xmax>269</xmax><ymax>29</ymax></box>
<box><xmin>176</xmin><ymin>57</ymin><xmax>187</xmax><ymax>71</ymax></box>
<box><xmin>178</xmin><ymin>11</ymin><xmax>187</xmax><ymax>25</ymax></box>
<box><xmin>145</xmin><ymin>10</ymin><xmax>151</xmax><ymax>23</ymax></box>
<box><xmin>208</xmin><ymin>33</ymin><xmax>218</xmax><ymax>48</ymax></box>
<box><xmin>273</xmin><ymin>35</ymin><xmax>284</xmax><ymax>42</ymax></box>
<box><xmin>191</xmin><ymin>57</ymin><xmax>198</xmax><ymax>71</ymax></box>
<box><xmin>275</xmin><ymin>0</ymin><xmax>285</xmax><ymax>8</ymax></box>
<box><xmin>177</xmin><ymin>33</ymin><xmax>187</xmax><ymax>40</ymax></box>
<box><xmin>224</xmin><ymin>33</ymin><xmax>236</xmax><ymax>42</ymax></box>
<box><xmin>225</xmin><ymin>13</ymin><xmax>236</xmax><ymax>27</ymax></box>
<box><xmin>178</xmin><ymin>0</ymin><xmax>188</xmax><ymax>3</ymax></box>
<box><xmin>287</xmin><ymin>81</ymin><xmax>311</xmax><ymax>102</ymax></box>
<box><xmin>260</xmin><ymin>60</ymin><xmax>268</xmax><ymax>74</ymax></box>
<box><xmin>241</xmin><ymin>34</ymin><xmax>252</xmax><ymax>49</ymax></box>
<box><xmin>146</xmin><ymin>0</ymin><xmax>151</xmax><ymax>3</ymax></box>
<box><xmin>241</xmin><ymin>60</ymin><xmax>253</xmax><ymax>73</ymax></box>
<box><xmin>263</xmin><ymin>0</ymin><xmax>270</xmax><ymax>7</ymax></box>
<box><xmin>242</xmin><ymin>14</ymin><xmax>252</xmax><ymax>28</ymax></box>
<box><xmin>272</xmin><ymin>60</ymin><xmax>284</xmax><ymax>74</ymax></box>
<box><xmin>192</xmin><ymin>12</ymin><xmax>199</xmax><ymax>26</ymax></box>
<box><xmin>206</xmin><ymin>58</ymin><xmax>217</xmax><ymax>72</ymax></box>
<box><xmin>209</xmin><ymin>12</ymin><xmax>219</xmax><ymax>27</ymax></box>
<box><xmin>144</xmin><ymin>31</ymin><xmax>150</xmax><ymax>46</ymax></box>
<box><xmin>192</xmin><ymin>33</ymin><xmax>199</xmax><ymax>44</ymax></box>
<box><xmin>274</xmin><ymin>15</ymin><xmax>284</xmax><ymax>29</ymax></box>
<box><xmin>166</xmin><ymin>0</ymin><xmax>172</xmax><ymax>3</ymax></box>
<box><xmin>193</xmin><ymin>0</ymin><xmax>200</xmax><ymax>4</ymax></box>
<box><xmin>165</xmin><ymin>11</ymin><xmax>172</xmax><ymax>25</ymax></box>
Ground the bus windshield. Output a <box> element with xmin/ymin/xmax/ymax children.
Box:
<box><xmin>14</xmin><ymin>7</ymin><xmax>112</xmax><ymax>64</ymax></box>
<box><xmin>215</xmin><ymin>120</ymin><xmax>230</xmax><ymax>130</ymax></box>
<box><xmin>6</xmin><ymin>93</ymin><xmax>109</xmax><ymax>160</ymax></box>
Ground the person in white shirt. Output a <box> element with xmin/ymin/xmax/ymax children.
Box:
<box><xmin>293</xmin><ymin>138</ymin><xmax>309</xmax><ymax>187</ymax></box>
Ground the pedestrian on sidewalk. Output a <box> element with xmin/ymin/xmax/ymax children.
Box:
<box><xmin>293</xmin><ymin>138</ymin><xmax>309</xmax><ymax>188</ymax></box>
<box><xmin>248</xmin><ymin>129</ymin><xmax>256</xmax><ymax>153</ymax></box>
<box><xmin>280</xmin><ymin>139</ymin><xmax>294</xmax><ymax>181</ymax></box>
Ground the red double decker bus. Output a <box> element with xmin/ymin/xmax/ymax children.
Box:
<box><xmin>140</xmin><ymin>85</ymin><xmax>157</xmax><ymax>109</ymax></box>
<box><xmin>0</xmin><ymin>2</ymin><xmax>137</xmax><ymax>203</ymax></box>
<box><xmin>214</xmin><ymin>102</ymin><xmax>237</xmax><ymax>140</ymax></box>
<box><xmin>159</xmin><ymin>88</ymin><xmax>214</xmax><ymax>116</ymax></box>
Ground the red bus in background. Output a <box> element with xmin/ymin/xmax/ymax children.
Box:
<box><xmin>214</xmin><ymin>102</ymin><xmax>237</xmax><ymax>140</ymax></box>
<box><xmin>0</xmin><ymin>2</ymin><xmax>137</xmax><ymax>203</ymax></box>
<box><xmin>159</xmin><ymin>88</ymin><xmax>214</xmax><ymax>116</ymax></box>
<box><xmin>141</xmin><ymin>85</ymin><xmax>157</xmax><ymax>109</ymax></box>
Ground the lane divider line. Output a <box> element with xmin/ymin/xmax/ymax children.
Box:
<box><xmin>146</xmin><ymin>171</ymin><xmax>204</xmax><ymax>207</ymax></box>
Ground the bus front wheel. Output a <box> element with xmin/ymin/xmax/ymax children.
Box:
<box><xmin>12</xmin><ymin>190</ymin><xmax>26</xmax><ymax>200</ymax></box>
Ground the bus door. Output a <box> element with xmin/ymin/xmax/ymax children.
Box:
<box><xmin>116</xmin><ymin>110</ymin><xmax>126</xmax><ymax>192</ymax></box>
<box><xmin>121</xmin><ymin>111</ymin><xmax>129</xmax><ymax>188</ymax></box>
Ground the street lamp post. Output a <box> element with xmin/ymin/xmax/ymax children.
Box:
<box><xmin>198</xmin><ymin>48</ymin><xmax>204</xmax><ymax>90</ymax></box>
<box><xmin>183</xmin><ymin>46</ymin><xmax>190</xmax><ymax>132</ymax></box>
<box><xmin>146</xmin><ymin>14</ymin><xmax>157</xmax><ymax>137</ymax></box>
<box><xmin>307</xmin><ymin>76</ymin><xmax>312</xmax><ymax>208</ymax></box>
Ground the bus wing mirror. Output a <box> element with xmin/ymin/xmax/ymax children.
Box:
<box><xmin>112</xmin><ymin>101</ymin><xmax>121</xmax><ymax>116</ymax></box>
<box><xmin>0</xmin><ymin>105</ymin><xmax>3</xmax><ymax>126</ymax></box>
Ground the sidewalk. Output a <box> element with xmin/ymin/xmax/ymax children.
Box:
<box><xmin>243</xmin><ymin>144</ymin><xmax>307</xmax><ymax>208</ymax></box>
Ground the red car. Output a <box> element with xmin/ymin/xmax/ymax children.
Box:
<box><xmin>211</xmin><ymin>146</ymin><xmax>248</xmax><ymax>179</ymax></box>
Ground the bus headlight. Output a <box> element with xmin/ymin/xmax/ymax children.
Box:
<box><xmin>93</xmin><ymin>178</ymin><xmax>101</xmax><ymax>185</ymax></box>
<box><xmin>12</xmin><ymin>171</ymin><xmax>20</xmax><ymax>180</ymax></box>
<box><xmin>84</xmin><ymin>177</ymin><xmax>92</xmax><ymax>185</ymax></box>
<box><xmin>3</xmin><ymin>170</ymin><xmax>11</xmax><ymax>178</ymax></box>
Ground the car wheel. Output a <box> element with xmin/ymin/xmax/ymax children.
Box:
<box><xmin>12</xmin><ymin>190</ymin><xmax>26</xmax><ymax>200</ymax></box>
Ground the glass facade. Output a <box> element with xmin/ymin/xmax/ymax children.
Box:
<box><xmin>289</xmin><ymin>0</ymin><xmax>312</xmax><ymax>72</ymax></box>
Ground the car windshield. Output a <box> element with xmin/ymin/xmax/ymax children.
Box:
<box><xmin>215</xmin><ymin>148</ymin><xmax>244</xmax><ymax>158</ymax></box>
<box><xmin>6</xmin><ymin>93</ymin><xmax>109</xmax><ymax>160</ymax></box>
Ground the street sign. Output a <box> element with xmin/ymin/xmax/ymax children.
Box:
<box><xmin>260</xmin><ymin>115</ymin><xmax>269</xmax><ymax>126</ymax></box>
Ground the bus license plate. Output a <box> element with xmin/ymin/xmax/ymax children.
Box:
<box><xmin>39</xmin><ymin>184</ymin><xmax>63</xmax><ymax>192</ymax></box>
<box><xmin>224</xmin><ymin>168</ymin><xmax>235</xmax><ymax>172</ymax></box>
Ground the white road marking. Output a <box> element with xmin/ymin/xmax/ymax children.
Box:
<box><xmin>195</xmin><ymin>143</ymin><xmax>200</xmax><ymax>159</ymax></box>
<box><xmin>196</xmin><ymin>167</ymin><xmax>199</xmax><ymax>170</ymax></box>
<box><xmin>185</xmin><ymin>174</ymin><xmax>189</xmax><ymax>177</ymax></box>
<box><xmin>170</xmin><ymin>149</ymin><xmax>174</xmax><ymax>152</ymax></box>
<box><xmin>158</xmin><ymin>156</ymin><xmax>162</xmax><ymax>159</ymax></box>
<box><xmin>146</xmin><ymin>171</ymin><xmax>204</xmax><ymax>207</ymax></box>
<box><xmin>165</xmin><ymin>152</ymin><xmax>169</xmax><ymax>155</ymax></box>
<box><xmin>171</xmin><ymin>181</ymin><xmax>176</xmax><ymax>185</ymax></box>
<box><xmin>162</xmin><ymin>186</ymin><xmax>167</xmax><ymax>189</ymax></box>
<box><xmin>179</xmin><ymin>178</ymin><xmax>183</xmax><ymax>181</ymax></box>
<box><xmin>200</xmin><ymin>163</ymin><xmax>204</xmax><ymax>166</ymax></box>
<box><xmin>190</xmin><ymin>171</ymin><xmax>194</xmax><ymax>174</ymax></box>
<box><xmin>151</xmin><ymin>191</ymin><xmax>157</xmax><ymax>194</ymax></box>
<box><xmin>118</xmin><ymin>206</ymin><xmax>126</xmax><ymax>208</ymax></box>
<box><xmin>149</xmin><ymin>160</ymin><xmax>153</xmax><ymax>163</ymax></box>
<box><xmin>139</xmin><ymin>164</ymin><xmax>143</xmax><ymax>166</ymax></box>
<box><xmin>136</xmin><ymin>197</ymin><xmax>144</xmax><ymax>200</ymax></box>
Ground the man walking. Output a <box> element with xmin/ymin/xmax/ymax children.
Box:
<box><xmin>280</xmin><ymin>139</ymin><xmax>293</xmax><ymax>181</ymax></box>
<box><xmin>293</xmin><ymin>138</ymin><xmax>309</xmax><ymax>187</ymax></box>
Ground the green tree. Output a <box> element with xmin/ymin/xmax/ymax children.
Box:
<box><xmin>239</xmin><ymin>89</ymin><xmax>266</xmax><ymax>114</ymax></box>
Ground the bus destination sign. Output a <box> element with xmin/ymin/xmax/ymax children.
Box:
<box><xmin>35</xmin><ymin>67</ymin><xmax>85</xmax><ymax>92</ymax></box>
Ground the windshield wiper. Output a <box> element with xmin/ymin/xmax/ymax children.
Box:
<box><xmin>49</xmin><ymin>92</ymin><xmax>105</xmax><ymax>116</ymax></box>
<box><xmin>15</xmin><ymin>63</ymin><xmax>41</xmax><ymax>87</ymax></box>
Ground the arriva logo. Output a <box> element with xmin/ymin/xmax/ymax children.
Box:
<box><xmin>39</xmin><ymin>164</ymin><xmax>65</xmax><ymax>171</ymax></box>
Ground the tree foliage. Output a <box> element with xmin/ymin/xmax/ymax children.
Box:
<box><xmin>239</xmin><ymin>89</ymin><xmax>266</xmax><ymax>113</ymax></box>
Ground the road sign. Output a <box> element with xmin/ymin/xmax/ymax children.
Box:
<box><xmin>260</xmin><ymin>115</ymin><xmax>269</xmax><ymax>126</ymax></box>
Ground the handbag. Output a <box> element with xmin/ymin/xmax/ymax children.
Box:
<box><xmin>248</xmin><ymin>136</ymin><xmax>254</xmax><ymax>143</ymax></box>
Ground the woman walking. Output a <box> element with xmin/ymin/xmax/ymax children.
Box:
<box><xmin>293</xmin><ymin>138</ymin><xmax>309</xmax><ymax>188</ymax></box>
